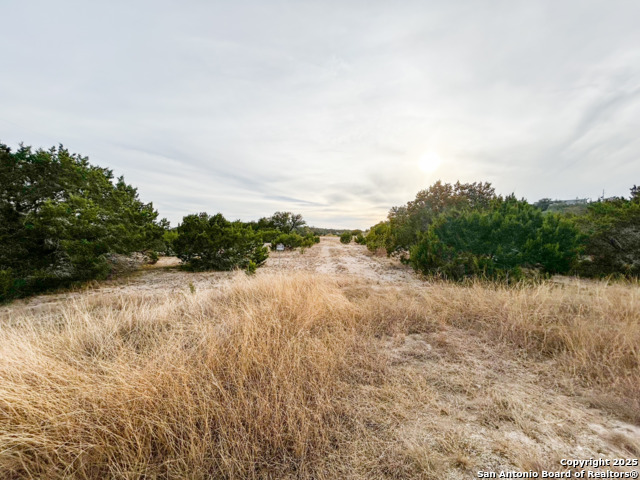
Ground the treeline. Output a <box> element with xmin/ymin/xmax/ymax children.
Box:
<box><xmin>0</xmin><ymin>143</ymin><xmax>318</xmax><ymax>301</ymax></box>
<box><xmin>4</xmin><ymin>141</ymin><xmax>637</xmax><ymax>300</ymax></box>
<box><xmin>364</xmin><ymin>181</ymin><xmax>640</xmax><ymax>280</ymax></box>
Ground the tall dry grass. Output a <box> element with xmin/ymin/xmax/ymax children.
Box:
<box><xmin>413</xmin><ymin>280</ymin><xmax>640</xmax><ymax>410</ymax></box>
<box><xmin>0</xmin><ymin>273</ymin><xmax>383</xmax><ymax>478</ymax></box>
<box><xmin>0</xmin><ymin>273</ymin><xmax>639</xmax><ymax>478</ymax></box>
<box><xmin>358</xmin><ymin>278</ymin><xmax>640</xmax><ymax>418</ymax></box>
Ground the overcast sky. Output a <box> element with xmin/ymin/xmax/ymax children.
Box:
<box><xmin>2</xmin><ymin>0</ymin><xmax>639</xmax><ymax>228</ymax></box>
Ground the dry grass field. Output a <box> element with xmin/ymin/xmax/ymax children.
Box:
<box><xmin>1</xmin><ymin>238</ymin><xmax>639</xmax><ymax>478</ymax></box>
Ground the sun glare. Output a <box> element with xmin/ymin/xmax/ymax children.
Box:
<box><xmin>418</xmin><ymin>151</ymin><xmax>442</xmax><ymax>174</ymax></box>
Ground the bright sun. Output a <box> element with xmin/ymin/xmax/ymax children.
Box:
<box><xmin>418</xmin><ymin>151</ymin><xmax>443</xmax><ymax>174</ymax></box>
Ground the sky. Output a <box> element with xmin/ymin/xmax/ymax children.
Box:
<box><xmin>2</xmin><ymin>0</ymin><xmax>639</xmax><ymax>229</ymax></box>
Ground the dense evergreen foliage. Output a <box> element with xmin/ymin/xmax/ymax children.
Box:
<box><xmin>173</xmin><ymin>213</ymin><xmax>268</xmax><ymax>271</ymax></box>
<box><xmin>574</xmin><ymin>192</ymin><xmax>640</xmax><ymax>277</ymax></box>
<box><xmin>365</xmin><ymin>222</ymin><xmax>394</xmax><ymax>253</ymax></box>
<box><xmin>409</xmin><ymin>196</ymin><xmax>581</xmax><ymax>280</ymax></box>
<box><xmin>367</xmin><ymin>180</ymin><xmax>639</xmax><ymax>280</ymax></box>
<box><xmin>0</xmin><ymin>143</ymin><xmax>165</xmax><ymax>301</ymax></box>
<box><xmin>269</xmin><ymin>232</ymin><xmax>319</xmax><ymax>250</ymax></box>
<box><xmin>339</xmin><ymin>231</ymin><xmax>352</xmax><ymax>244</ymax></box>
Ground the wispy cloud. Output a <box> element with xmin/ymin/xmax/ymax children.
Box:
<box><xmin>2</xmin><ymin>0</ymin><xmax>639</xmax><ymax>228</ymax></box>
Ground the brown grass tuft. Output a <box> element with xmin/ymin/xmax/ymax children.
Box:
<box><xmin>0</xmin><ymin>274</ymin><xmax>377</xmax><ymax>478</ymax></box>
<box><xmin>406</xmin><ymin>280</ymin><xmax>640</xmax><ymax>420</ymax></box>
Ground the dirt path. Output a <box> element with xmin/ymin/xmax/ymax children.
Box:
<box><xmin>263</xmin><ymin>236</ymin><xmax>420</xmax><ymax>284</ymax></box>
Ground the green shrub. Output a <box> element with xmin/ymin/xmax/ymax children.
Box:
<box><xmin>147</xmin><ymin>251</ymin><xmax>159</xmax><ymax>264</ymax></box>
<box><xmin>270</xmin><ymin>233</ymin><xmax>301</xmax><ymax>250</ymax></box>
<box><xmin>574</xmin><ymin>195</ymin><xmax>640</xmax><ymax>277</ymax></box>
<box><xmin>301</xmin><ymin>234</ymin><xmax>319</xmax><ymax>248</ymax></box>
<box><xmin>339</xmin><ymin>231</ymin><xmax>352</xmax><ymax>244</ymax></box>
<box><xmin>259</xmin><ymin>229</ymin><xmax>281</xmax><ymax>244</ymax></box>
<box><xmin>0</xmin><ymin>143</ymin><xmax>165</xmax><ymax>301</ymax></box>
<box><xmin>245</xmin><ymin>260</ymin><xmax>257</xmax><ymax>275</ymax></box>
<box><xmin>270</xmin><ymin>234</ymin><xmax>300</xmax><ymax>249</ymax></box>
<box><xmin>269</xmin><ymin>233</ymin><xmax>319</xmax><ymax>251</ymax></box>
<box><xmin>174</xmin><ymin>213</ymin><xmax>268</xmax><ymax>271</ymax></box>
<box><xmin>162</xmin><ymin>230</ymin><xmax>179</xmax><ymax>255</ymax></box>
<box><xmin>409</xmin><ymin>197</ymin><xmax>581</xmax><ymax>280</ymax></box>
<box><xmin>364</xmin><ymin>222</ymin><xmax>394</xmax><ymax>253</ymax></box>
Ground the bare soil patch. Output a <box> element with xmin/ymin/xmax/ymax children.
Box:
<box><xmin>263</xmin><ymin>236</ymin><xmax>421</xmax><ymax>284</ymax></box>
